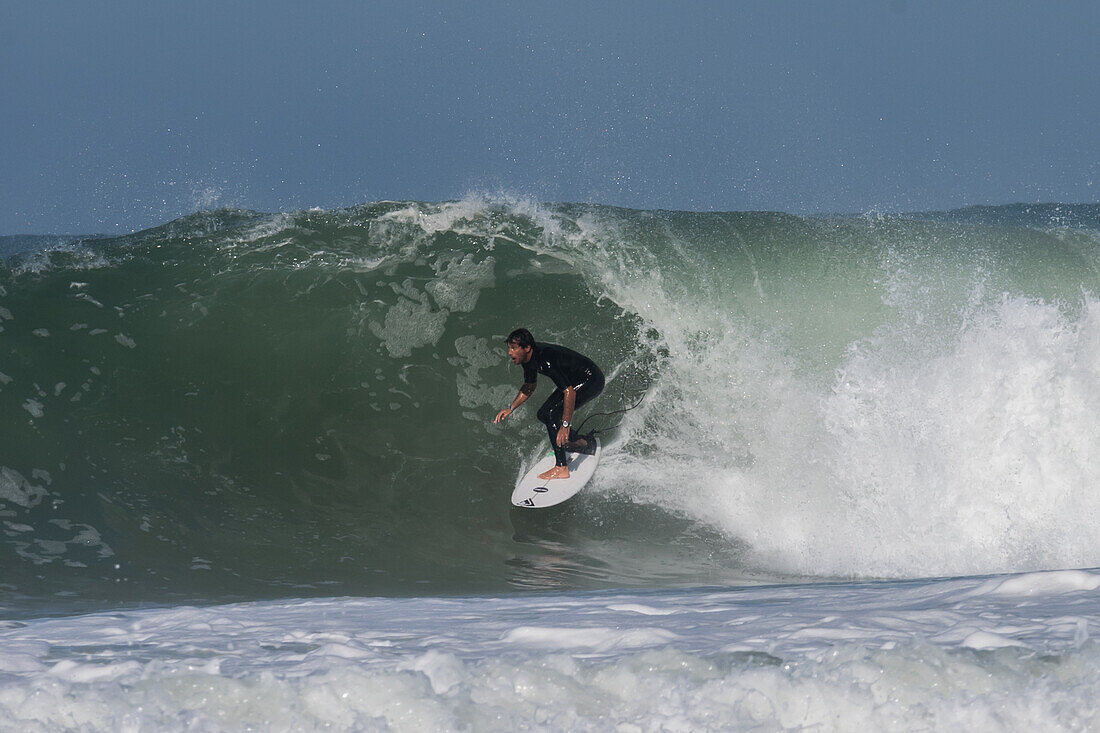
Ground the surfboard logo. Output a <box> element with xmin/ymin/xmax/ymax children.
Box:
<box><xmin>521</xmin><ymin>498</ymin><xmax>535</xmax><ymax>507</ymax></box>
<box><xmin>534</xmin><ymin>486</ymin><xmax>549</xmax><ymax>493</ymax></box>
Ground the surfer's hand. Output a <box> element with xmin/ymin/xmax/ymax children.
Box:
<box><xmin>556</xmin><ymin>426</ymin><xmax>570</xmax><ymax>447</ymax></box>
<box><xmin>494</xmin><ymin>408</ymin><xmax>512</xmax><ymax>424</ymax></box>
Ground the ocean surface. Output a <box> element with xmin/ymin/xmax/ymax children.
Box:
<box><xmin>3</xmin><ymin>199</ymin><xmax>1100</xmax><ymax>729</ymax></box>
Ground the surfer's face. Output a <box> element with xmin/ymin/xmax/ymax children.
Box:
<box><xmin>507</xmin><ymin>341</ymin><xmax>532</xmax><ymax>364</ymax></box>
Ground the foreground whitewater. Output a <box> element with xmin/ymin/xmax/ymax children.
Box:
<box><xmin>2</xmin><ymin>569</ymin><xmax>1099</xmax><ymax>730</ymax></box>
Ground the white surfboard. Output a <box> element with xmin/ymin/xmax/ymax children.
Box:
<box><xmin>511</xmin><ymin>437</ymin><xmax>602</xmax><ymax>508</ymax></box>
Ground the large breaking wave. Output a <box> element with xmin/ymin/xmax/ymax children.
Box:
<box><xmin>2</xmin><ymin>199</ymin><xmax>1099</xmax><ymax>611</ymax></box>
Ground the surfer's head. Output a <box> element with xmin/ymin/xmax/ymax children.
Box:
<box><xmin>506</xmin><ymin>328</ymin><xmax>535</xmax><ymax>364</ymax></box>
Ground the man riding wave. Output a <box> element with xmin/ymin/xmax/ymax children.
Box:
<box><xmin>493</xmin><ymin>328</ymin><xmax>604</xmax><ymax>480</ymax></box>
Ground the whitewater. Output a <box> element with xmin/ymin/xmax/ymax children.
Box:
<box><xmin>2</xmin><ymin>570</ymin><xmax>1100</xmax><ymax>730</ymax></box>
<box><xmin>2</xmin><ymin>198</ymin><xmax>1100</xmax><ymax>729</ymax></box>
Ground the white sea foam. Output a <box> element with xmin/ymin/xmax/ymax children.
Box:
<box><xmin>377</xmin><ymin>195</ymin><xmax>491</xmax><ymax>236</ymax></box>
<box><xmin>1</xmin><ymin>569</ymin><xmax>1099</xmax><ymax>731</ymax></box>
<box><xmin>0</xmin><ymin>467</ymin><xmax>48</xmax><ymax>509</ymax></box>
<box><xmin>229</xmin><ymin>212</ymin><xmax>296</xmax><ymax>246</ymax></box>
<box><xmin>425</xmin><ymin>253</ymin><xmax>496</xmax><ymax>313</ymax></box>
<box><xmin>368</xmin><ymin>295</ymin><xmax>449</xmax><ymax>358</ymax></box>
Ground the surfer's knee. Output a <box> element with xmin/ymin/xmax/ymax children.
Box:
<box><xmin>536</xmin><ymin>402</ymin><xmax>557</xmax><ymax>426</ymax></box>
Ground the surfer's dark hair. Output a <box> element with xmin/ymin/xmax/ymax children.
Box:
<box><xmin>506</xmin><ymin>328</ymin><xmax>535</xmax><ymax>349</ymax></box>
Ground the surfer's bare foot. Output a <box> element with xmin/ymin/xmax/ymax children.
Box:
<box><xmin>538</xmin><ymin>465</ymin><xmax>570</xmax><ymax>480</ymax></box>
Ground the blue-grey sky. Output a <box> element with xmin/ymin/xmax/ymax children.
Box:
<box><xmin>2</xmin><ymin>1</ymin><xmax>1097</xmax><ymax>234</ymax></box>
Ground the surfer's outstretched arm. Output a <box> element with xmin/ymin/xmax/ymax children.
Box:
<box><xmin>494</xmin><ymin>382</ymin><xmax>536</xmax><ymax>423</ymax></box>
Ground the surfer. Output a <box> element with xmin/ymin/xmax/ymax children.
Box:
<box><xmin>493</xmin><ymin>328</ymin><xmax>604</xmax><ymax>480</ymax></box>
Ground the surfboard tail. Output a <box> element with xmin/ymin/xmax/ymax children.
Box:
<box><xmin>564</xmin><ymin>431</ymin><xmax>598</xmax><ymax>456</ymax></box>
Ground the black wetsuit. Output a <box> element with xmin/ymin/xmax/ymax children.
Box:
<box><xmin>522</xmin><ymin>342</ymin><xmax>605</xmax><ymax>466</ymax></box>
